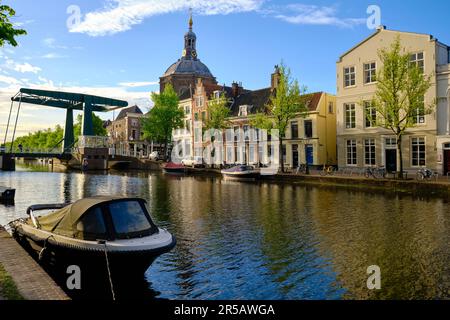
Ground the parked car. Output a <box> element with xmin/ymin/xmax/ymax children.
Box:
<box><xmin>149</xmin><ymin>151</ymin><xmax>160</xmax><ymax>161</ymax></box>
<box><xmin>181</xmin><ymin>156</ymin><xmax>204</xmax><ymax>168</ymax></box>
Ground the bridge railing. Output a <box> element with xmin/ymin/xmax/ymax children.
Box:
<box><xmin>1</xmin><ymin>147</ymin><xmax>64</xmax><ymax>155</ymax></box>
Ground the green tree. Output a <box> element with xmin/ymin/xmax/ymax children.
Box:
<box><xmin>7</xmin><ymin>114</ymin><xmax>106</xmax><ymax>152</ymax></box>
<box><xmin>368</xmin><ymin>37</ymin><xmax>434</xmax><ymax>178</ymax></box>
<box><xmin>74</xmin><ymin>113</ymin><xmax>107</xmax><ymax>137</ymax></box>
<box><xmin>251</xmin><ymin>63</ymin><xmax>308</xmax><ymax>172</ymax></box>
<box><xmin>204</xmin><ymin>93</ymin><xmax>230</xmax><ymax>130</ymax></box>
<box><xmin>141</xmin><ymin>84</ymin><xmax>184</xmax><ymax>160</ymax></box>
<box><xmin>0</xmin><ymin>2</ymin><xmax>27</xmax><ymax>47</ymax></box>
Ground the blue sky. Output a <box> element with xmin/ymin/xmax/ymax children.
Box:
<box><xmin>0</xmin><ymin>0</ymin><xmax>449</xmax><ymax>137</ymax></box>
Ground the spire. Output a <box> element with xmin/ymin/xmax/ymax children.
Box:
<box><xmin>189</xmin><ymin>8</ymin><xmax>193</xmax><ymax>30</ymax></box>
<box><xmin>183</xmin><ymin>8</ymin><xmax>197</xmax><ymax>60</ymax></box>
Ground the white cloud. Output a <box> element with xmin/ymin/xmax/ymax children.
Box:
<box><xmin>41</xmin><ymin>53</ymin><xmax>67</xmax><ymax>59</ymax></box>
<box><xmin>274</xmin><ymin>4</ymin><xmax>365</xmax><ymax>28</ymax></box>
<box><xmin>0</xmin><ymin>75</ymin><xmax>22</xmax><ymax>85</ymax></box>
<box><xmin>42</xmin><ymin>38</ymin><xmax>68</xmax><ymax>50</ymax></box>
<box><xmin>4</xmin><ymin>59</ymin><xmax>42</xmax><ymax>74</ymax></box>
<box><xmin>119</xmin><ymin>81</ymin><xmax>159</xmax><ymax>87</ymax></box>
<box><xmin>70</xmin><ymin>0</ymin><xmax>265</xmax><ymax>36</ymax></box>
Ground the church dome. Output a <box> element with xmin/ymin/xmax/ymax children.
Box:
<box><xmin>163</xmin><ymin>58</ymin><xmax>214</xmax><ymax>78</ymax></box>
<box><xmin>162</xmin><ymin>12</ymin><xmax>214</xmax><ymax>80</ymax></box>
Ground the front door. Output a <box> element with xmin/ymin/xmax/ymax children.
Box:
<box><xmin>444</xmin><ymin>150</ymin><xmax>450</xmax><ymax>175</ymax></box>
<box><xmin>305</xmin><ymin>145</ymin><xmax>313</xmax><ymax>165</ymax></box>
<box><xmin>385</xmin><ymin>149</ymin><xmax>397</xmax><ymax>173</ymax></box>
<box><xmin>292</xmin><ymin>144</ymin><xmax>299</xmax><ymax>168</ymax></box>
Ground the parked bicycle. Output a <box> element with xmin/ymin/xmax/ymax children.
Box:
<box><xmin>320</xmin><ymin>165</ymin><xmax>335</xmax><ymax>176</ymax></box>
<box><xmin>296</xmin><ymin>164</ymin><xmax>309</xmax><ymax>174</ymax></box>
<box><xmin>416</xmin><ymin>168</ymin><xmax>437</xmax><ymax>181</ymax></box>
<box><xmin>364</xmin><ymin>166</ymin><xmax>386</xmax><ymax>179</ymax></box>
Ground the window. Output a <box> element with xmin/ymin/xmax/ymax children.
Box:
<box><xmin>234</xmin><ymin>126</ymin><xmax>240</xmax><ymax>142</ymax></box>
<box><xmin>328</xmin><ymin>102</ymin><xmax>334</xmax><ymax>114</ymax></box>
<box><xmin>304</xmin><ymin>120</ymin><xmax>312</xmax><ymax>138</ymax></box>
<box><xmin>194</xmin><ymin>113</ymin><xmax>199</xmax><ymax>121</ymax></box>
<box><xmin>364</xmin><ymin>62</ymin><xmax>376</xmax><ymax>84</ymax></box>
<box><xmin>109</xmin><ymin>201</ymin><xmax>152</xmax><ymax>236</ymax></box>
<box><xmin>76</xmin><ymin>207</ymin><xmax>107</xmax><ymax>240</ymax></box>
<box><xmin>214</xmin><ymin>91</ymin><xmax>221</xmax><ymax>100</ymax></box>
<box><xmin>194</xmin><ymin>128</ymin><xmax>201</xmax><ymax>143</ymax></box>
<box><xmin>364</xmin><ymin>139</ymin><xmax>376</xmax><ymax>166</ymax></box>
<box><xmin>185</xmin><ymin>106</ymin><xmax>191</xmax><ymax>114</ymax></box>
<box><xmin>239</xmin><ymin>105</ymin><xmax>248</xmax><ymax>117</ymax></box>
<box><xmin>282</xmin><ymin>145</ymin><xmax>287</xmax><ymax>163</ymax></box>
<box><xmin>201</xmin><ymin>111</ymin><xmax>206</xmax><ymax>122</ymax></box>
<box><xmin>346</xmin><ymin>140</ymin><xmax>357</xmax><ymax>165</ymax></box>
<box><xmin>131</xmin><ymin>119</ymin><xmax>139</xmax><ymax>127</ymax></box>
<box><xmin>411</xmin><ymin>137</ymin><xmax>426</xmax><ymax>167</ymax></box>
<box><xmin>410</xmin><ymin>52</ymin><xmax>424</xmax><ymax>72</ymax></box>
<box><xmin>291</xmin><ymin>121</ymin><xmax>299</xmax><ymax>139</ymax></box>
<box><xmin>185</xmin><ymin>120</ymin><xmax>191</xmax><ymax>133</ymax></box>
<box><xmin>385</xmin><ymin>138</ymin><xmax>397</xmax><ymax>148</ymax></box>
<box><xmin>226</xmin><ymin>146</ymin><xmax>233</xmax><ymax>162</ymax></box>
<box><xmin>196</xmin><ymin>96</ymin><xmax>204</xmax><ymax>107</ymax></box>
<box><xmin>345</xmin><ymin>103</ymin><xmax>356</xmax><ymax>129</ymax></box>
<box><xmin>243</xmin><ymin>125</ymin><xmax>249</xmax><ymax>140</ymax></box>
<box><xmin>131</xmin><ymin>130</ymin><xmax>137</xmax><ymax>140</ymax></box>
<box><xmin>185</xmin><ymin>140</ymin><xmax>191</xmax><ymax>156</ymax></box>
<box><xmin>412</xmin><ymin>96</ymin><xmax>425</xmax><ymax>124</ymax></box>
<box><xmin>344</xmin><ymin>66</ymin><xmax>356</xmax><ymax>87</ymax></box>
<box><xmin>365</xmin><ymin>101</ymin><xmax>376</xmax><ymax>128</ymax></box>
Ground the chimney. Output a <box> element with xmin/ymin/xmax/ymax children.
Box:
<box><xmin>271</xmin><ymin>65</ymin><xmax>281</xmax><ymax>91</ymax></box>
<box><xmin>232</xmin><ymin>81</ymin><xmax>242</xmax><ymax>97</ymax></box>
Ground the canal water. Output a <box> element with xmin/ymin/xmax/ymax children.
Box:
<box><xmin>1</xmin><ymin>163</ymin><xmax>450</xmax><ymax>300</ymax></box>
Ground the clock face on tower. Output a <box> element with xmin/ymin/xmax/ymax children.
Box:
<box><xmin>182</xmin><ymin>49</ymin><xmax>187</xmax><ymax>57</ymax></box>
<box><xmin>192</xmin><ymin>50</ymin><xmax>197</xmax><ymax>58</ymax></box>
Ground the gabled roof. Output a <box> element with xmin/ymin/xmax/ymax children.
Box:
<box><xmin>338</xmin><ymin>26</ymin><xmax>443</xmax><ymax>62</ymax></box>
<box><xmin>229</xmin><ymin>88</ymin><xmax>272</xmax><ymax>117</ymax></box>
<box><xmin>115</xmin><ymin>105</ymin><xmax>143</xmax><ymax>120</ymax></box>
<box><xmin>226</xmin><ymin>88</ymin><xmax>323</xmax><ymax>117</ymax></box>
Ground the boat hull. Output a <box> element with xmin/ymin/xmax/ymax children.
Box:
<box><xmin>11</xmin><ymin>224</ymin><xmax>176</xmax><ymax>292</ymax></box>
<box><xmin>221</xmin><ymin>171</ymin><xmax>260</xmax><ymax>180</ymax></box>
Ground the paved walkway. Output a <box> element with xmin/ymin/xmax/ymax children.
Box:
<box><xmin>0</xmin><ymin>227</ymin><xmax>69</xmax><ymax>300</ymax></box>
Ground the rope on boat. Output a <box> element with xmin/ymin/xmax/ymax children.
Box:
<box><xmin>39</xmin><ymin>235</ymin><xmax>55</xmax><ymax>261</ymax></box>
<box><xmin>102</xmin><ymin>242</ymin><xmax>116</xmax><ymax>301</ymax></box>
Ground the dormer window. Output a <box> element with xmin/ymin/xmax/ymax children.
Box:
<box><xmin>239</xmin><ymin>105</ymin><xmax>249</xmax><ymax>117</ymax></box>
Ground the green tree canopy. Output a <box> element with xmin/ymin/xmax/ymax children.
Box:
<box><xmin>8</xmin><ymin>113</ymin><xmax>106</xmax><ymax>152</ymax></box>
<box><xmin>368</xmin><ymin>37</ymin><xmax>434</xmax><ymax>177</ymax></box>
<box><xmin>251</xmin><ymin>63</ymin><xmax>308</xmax><ymax>172</ymax></box>
<box><xmin>0</xmin><ymin>2</ymin><xmax>27</xmax><ymax>47</ymax></box>
<box><xmin>74</xmin><ymin>114</ymin><xmax>107</xmax><ymax>137</ymax></box>
<box><xmin>204</xmin><ymin>92</ymin><xmax>230</xmax><ymax>130</ymax></box>
<box><xmin>141</xmin><ymin>84</ymin><xmax>184</xmax><ymax>160</ymax></box>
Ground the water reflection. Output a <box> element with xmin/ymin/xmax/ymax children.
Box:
<box><xmin>1</xmin><ymin>165</ymin><xmax>449</xmax><ymax>300</ymax></box>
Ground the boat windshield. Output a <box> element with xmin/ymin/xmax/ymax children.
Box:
<box><xmin>109</xmin><ymin>200</ymin><xmax>154</xmax><ymax>238</ymax></box>
<box><xmin>76</xmin><ymin>207</ymin><xmax>108</xmax><ymax>240</ymax></box>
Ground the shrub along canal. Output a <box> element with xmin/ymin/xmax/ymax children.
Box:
<box><xmin>1</xmin><ymin>164</ymin><xmax>450</xmax><ymax>300</ymax></box>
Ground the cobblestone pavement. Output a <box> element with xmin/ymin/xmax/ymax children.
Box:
<box><xmin>0</xmin><ymin>228</ymin><xmax>69</xmax><ymax>300</ymax></box>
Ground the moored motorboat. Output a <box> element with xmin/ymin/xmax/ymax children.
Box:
<box><xmin>9</xmin><ymin>196</ymin><xmax>176</xmax><ymax>282</ymax></box>
<box><xmin>221</xmin><ymin>165</ymin><xmax>260</xmax><ymax>180</ymax></box>
<box><xmin>163</xmin><ymin>162</ymin><xmax>187</xmax><ymax>174</ymax></box>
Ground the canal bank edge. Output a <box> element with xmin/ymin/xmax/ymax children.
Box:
<box><xmin>259</xmin><ymin>174</ymin><xmax>450</xmax><ymax>197</ymax></box>
<box><xmin>0</xmin><ymin>227</ymin><xmax>69</xmax><ymax>300</ymax></box>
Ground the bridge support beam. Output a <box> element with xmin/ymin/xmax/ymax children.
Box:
<box><xmin>63</xmin><ymin>107</ymin><xmax>74</xmax><ymax>154</ymax></box>
<box><xmin>82</xmin><ymin>97</ymin><xmax>94</xmax><ymax>136</ymax></box>
<box><xmin>0</xmin><ymin>154</ymin><xmax>15</xmax><ymax>171</ymax></box>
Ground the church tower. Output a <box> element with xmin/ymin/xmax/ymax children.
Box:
<box><xmin>160</xmin><ymin>12</ymin><xmax>217</xmax><ymax>98</ymax></box>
